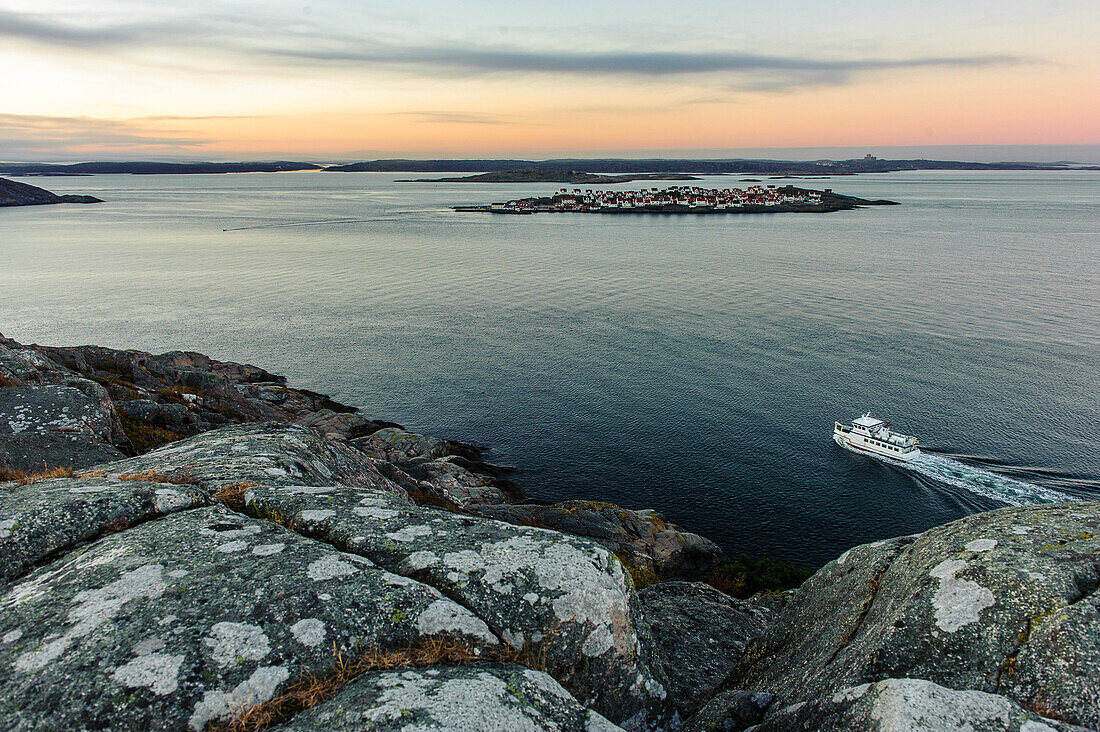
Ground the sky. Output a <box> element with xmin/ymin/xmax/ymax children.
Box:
<box><xmin>1</xmin><ymin>0</ymin><xmax>1098</xmax><ymax>161</ymax></box>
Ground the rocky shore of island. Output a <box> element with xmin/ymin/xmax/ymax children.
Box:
<box><xmin>455</xmin><ymin>185</ymin><xmax>896</xmax><ymax>216</ymax></box>
<box><xmin>1</xmin><ymin>333</ymin><xmax>1096</xmax><ymax>731</ymax></box>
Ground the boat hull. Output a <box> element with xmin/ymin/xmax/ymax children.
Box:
<box><xmin>833</xmin><ymin>431</ymin><xmax>921</xmax><ymax>462</ymax></box>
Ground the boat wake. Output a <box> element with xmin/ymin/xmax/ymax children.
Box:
<box><xmin>833</xmin><ymin>434</ymin><xmax>1076</xmax><ymax>506</ymax></box>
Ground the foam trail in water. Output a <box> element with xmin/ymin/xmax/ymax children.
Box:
<box><xmin>833</xmin><ymin>435</ymin><xmax>1076</xmax><ymax>506</ymax></box>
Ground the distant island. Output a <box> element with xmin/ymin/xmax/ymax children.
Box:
<box><xmin>0</xmin><ymin>177</ymin><xmax>102</xmax><ymax>207</ymax></box>
<box><xmin>0</xmin><ymin>161</ymin><xmax>321</xmax><ymax>176</ymax></box>
<box><xmin>400</xmin><ymin>168</ymin><xmax>701</xmax><ymax>184</ymax></box>
<box><xmin>0</xmin><ymin>156</ymin><xmax>1095</xmax><ymax>177</ymax></box>
<box><xmin>454</xmin><ymin>184</ymin><xmax>896</xmax><ymax>215</ymax></box>
<box><xmin>328</xmin><ymin>155</ymin><xmax>1100</xmax><ymax>175</ymax></box>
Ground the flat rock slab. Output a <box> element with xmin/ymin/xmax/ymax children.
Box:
<box><xmin>0</xmin><ymin>505</ymin><xmax>499</xmax><ymax>731</ymax></box>
<box><xmin>241</xmin><ymin>482</ymin><xmax>667</xmax><ymax>727</ymax></box>
<box><xmin>88</xmin><ymin>422</ymin><xmax>406</xmax><ymax>497</ymax></box>
<box><xmin>756</xmin><ymin>678</ymin><xmax>1088</xmax><ymax>732</ymax></box>
<box><xmin>273</xmin><ymin>663</ymin><xmax>623</xmax><ymax>732</ymax></box>
<box><xmin>638</xmin><ymin>581</ymin><xmax>771</xmax><ymax>718</ymax></box>
<box><xmin>733</xmin><ymin>502</ymin><xmax>1100</xmax><ymax>729</ymax></box>
<box><xmin>0</xmin><ymin>385</ymin><xmax>124</xmax><ymax>470</ymax></box>
<box><xmin>0</xmin><ymin>476</ymin><xmax>211</xmax><ymax>582</ymax></box>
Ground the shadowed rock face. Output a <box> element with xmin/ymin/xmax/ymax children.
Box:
<box><xmin>0</xmin><ymin>383</ymin><xmax>125</xmax><ymax>470</ymax></box>
<box><xmin>638</xmin><ymin>582</ymin><xmax>771</xmax><ymax>720</ymax></box>
<box><xmin>272</xmin><ymin>664</ymin><xmax>624</xmax><ymax>732</ymax></box>
<box><xmin>731</xmin><ymin>502</ymin><xmax>1100</xmax><ymax>729</ymax></box>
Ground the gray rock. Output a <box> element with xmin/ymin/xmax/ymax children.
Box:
<box><xmin>87</xmin><ymin>422</ymin><xmax>408</xmax><ymax>497</ymax></box>
<box><xmin>638</xmin><ymin>582</ymin><xmax>771</xmax><ymax>718</ymax></box>
<box><xmin>683</xmin><ymin>689</ymin><xmax>773</xmax><ymax>732</ymax></box>
<box><xmin>367</xmin><ymin>427</ymin><xmax>459</xmax><ymax>460</ymax></box>
<box><xmin>732</xmin><ymin>502</ymin><xmax>1100</xmax><ymax>728</ymax></box>
<box><xmin>241</xmin><ymin>481</ymin><xmax>667</xmax><ymax>726</ymax></box>
<box><xmin>0</xmin><ymin>504</ymin><xmax>500</xmax><ymax>731</ymax></box>
<box><xmin>0</xmin><ymin>384</ymin><xmax>125</xmax><ymax>470</ymax></box>
<box><xmin>478</xmin><ymin>501</ymin><xmax>726</xmax><ymax>581</ymax></box>
<box><xmin>0</xmin><ymin>476</ymin><xmax>210</xmax><ymax>582</ymax></box>
<box><xmin>273</xmin><ymin>663</ymin><xmax>624</xmax><ymax>732</ymax></box>
<box><xmin>754</xmin><ymin>678</ymin><xmax>1088</xmax><ymax>732</ymax></box>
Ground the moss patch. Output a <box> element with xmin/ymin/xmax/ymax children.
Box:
<box><xmin>116</xmin><ymin>410</ymin><xmax>182</xmax><ymax>453</ymax></box>
<box><xmin>704</xmin><ymin>554</ymin><xmax>813</xmax><ymax>599</ymax></box>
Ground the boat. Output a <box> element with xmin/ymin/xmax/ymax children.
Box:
<box><xmin>834</xmin><ymin>412</ymin><xmax>921</xmax><ymax>462</ymax></box>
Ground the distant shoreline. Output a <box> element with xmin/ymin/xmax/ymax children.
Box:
<box><xmin>2</xmin><ymin>157</ymin><xmax>1097</xmax><ymax>177</ymax></box>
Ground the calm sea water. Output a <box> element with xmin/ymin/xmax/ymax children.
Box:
<box><xmin>3</xmin><ymin>170</ymin><xmax>1098</xmax><ymax>566</ymax></box>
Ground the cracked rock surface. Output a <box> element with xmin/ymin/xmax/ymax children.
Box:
<box><xmin>0</xmin><ymin>505</ymin><xmax>499</xmax><ymax>731</ymax></box>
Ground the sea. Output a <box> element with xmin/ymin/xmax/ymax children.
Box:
<box><xmin>2</xmin><ymin>170</ymin><xmax>1098</xmax><ymax>567</ymax></box>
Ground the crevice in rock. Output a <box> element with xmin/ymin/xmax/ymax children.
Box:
<box><xmin>821</xmin><ymin>541</ymin><xmax>913</xmax><ymax>670</ymax></box>
<box><xmin>228</xmin><ymin>498</ymin><xmax>512</xmax><ymax>649</ymax></box>
<box><xmin>2</xmin><ymin>500</ymin><xmax>212</xmax><ymax>586</ymax></box>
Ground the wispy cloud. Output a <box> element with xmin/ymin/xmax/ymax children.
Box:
<box><xmin>269</xmin><ymin>45</ymin><xmax>1021</xmax><ymax>78</ymax></box>
<box><xmin>0</xmin><ymin>7</ymin><xmax>1024</xmax><ymax>92</ymax></box>
<box><xmin>386</xmin><ymin>111</ymin><xmax>509</xmax><ymax>125</ymax></box>
<box><xmin>0</xmin><ymin>114</ymin><xmax>207</xmax><ymax>160</ymax></box>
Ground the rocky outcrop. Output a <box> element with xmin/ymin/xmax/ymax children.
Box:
<box><xmin>0</xmin><ymin>422</ymin><xmax>672</xmax><ymax>729</ymax></box>
<box><xmin>731</xmin><ymin>501</ymin><xmax>1100</xmax><ymax>729</ymax></box>
<box><xmin>477</xmin><ymin>501</ymin><xmax>726</xmax><ymax>582</ymax></box>
<box><xmin>638</xmin><ymin>582</ymin><xmax>771</xmax><ymax>720</ymax></box>
<box><xmin>4</xmin><ymin>333</ymin><xmax>1098</xmax><ymax>731</ymax></box>
<box><xmin>0</xmin><ymin>177</ymin><xmax>102</xmax><ymax>206</ymax></box>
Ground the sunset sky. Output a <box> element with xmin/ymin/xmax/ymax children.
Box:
<box><xmin>1</xmin><ymin>0</ymin><xmax>1098</xmax><ymax>161</ymax></box>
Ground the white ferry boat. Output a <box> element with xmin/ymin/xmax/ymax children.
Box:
<box><xmin>834</xmin><ymin>413</ymin><xmax>921</xmax><ymax>462</ymax></box>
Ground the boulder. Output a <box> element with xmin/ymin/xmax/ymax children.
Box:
<box><xmin>638</xmin><ymin>581</ymin><xmax>771</xmax><ymax>719</ymax></box>
<box><xmin>240</xmin><ymin>480</ymin><xmax>667</xmax><ymax>727</ymax></box>
<box><xmin>754</xmin><ymin>678</ymin><xmax>1088</xmax><ymax>732</ymax></box>
<box><xmin>0</xmin><ymin>384</ymin><xmax>125</xmax><ymax>470</ymax></box>
<box><xmin>478</xmin><ymin>501</ymin><xmax>726</xmax><ymax>582</ymax></box>
<box><xmin>731</xmin><ymin>502</ymin><xmax>1100</xmax><ymax>729</ymax></box>
<box><xmin>272</xmin><ymin>664</ymin><xmax>623</xmax><ymax>732</ymax></box>
<box><xmin>0</xmin><ymin>476</ymin><xmax>210</xmax><ymax>583</ymax></box>
<box><xmin>0</xmin><ymin>505</ymin><xmax>500</xmax><ymax>731</ymax></box>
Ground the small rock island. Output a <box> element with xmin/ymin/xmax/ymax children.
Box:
<box><xmin>0</xmin><ymin>176</ymin><xmax>102</xmax><ymax>207</ymax></box>
<box><xmin>0</xmin><ymin>332</ymin><xmax>1096</xmax><ymax>732</ymax></box>
<box><xmin>455</xmin><ymin>184</ymin><xmax>896</xmax><ymax>215</ymax></box>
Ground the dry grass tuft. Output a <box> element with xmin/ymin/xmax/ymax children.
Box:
<box><xmin>117</xmin><ymin>470</ymin><xmax>199</xmax><ymax>485</ymax></box>
<box><xmin>0</xmin><ymin>465</ymin><xmax>75</xmax><ymax>486</ymax></box>
<box><xmin>215</xmin><ymin>481</ymin><xmax>258</xmax><ymax>511</ymax></box>
<box><xmin>407</xmin><ymin>488</ymin><xmax>467</xmax><ymax>514</ymax></box>
<box><xmin>213</xmin><ymin>637</ymin><xmax>540</xmax><ymax>732</ymax></box>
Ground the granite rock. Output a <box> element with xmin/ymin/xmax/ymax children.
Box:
<box><xmin>732</xmin><ymin>502</ymin><xmax>1100</xmax><ymax>728</ymax></box>
<box><xmin>754</xmin><ymin>678</ymin><xmax>1088</xmax><ymax>732</ymax></box>
<box><xmin>0</xmin><ymin>505</ymin><xmax>499</xmax><ymax>731</ymax></box>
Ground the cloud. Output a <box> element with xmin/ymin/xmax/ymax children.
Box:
<box><xmin>0</xmin><ymin>7</ymin><xmax>1023</xmax><ymax>91</ymax></box>
<box><xmin>0</xmin><ymin>114</ymin><xmax>208</xmax><ymax>160</ymax></box>
<box><xmin>269</xmin><ymin>45</ymin><xmax>1021</xmax><ymax>78</ymax></box>
<box><xmin>386</xmin><ymin>111</ymin><xmax>509</xmax><ymax>125</ymax></box>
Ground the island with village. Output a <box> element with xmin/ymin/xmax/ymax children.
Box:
<box><xmin>453</xmin><ymin>184</ymin><xmax>897</xmax><ymax>215</ymax></box>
